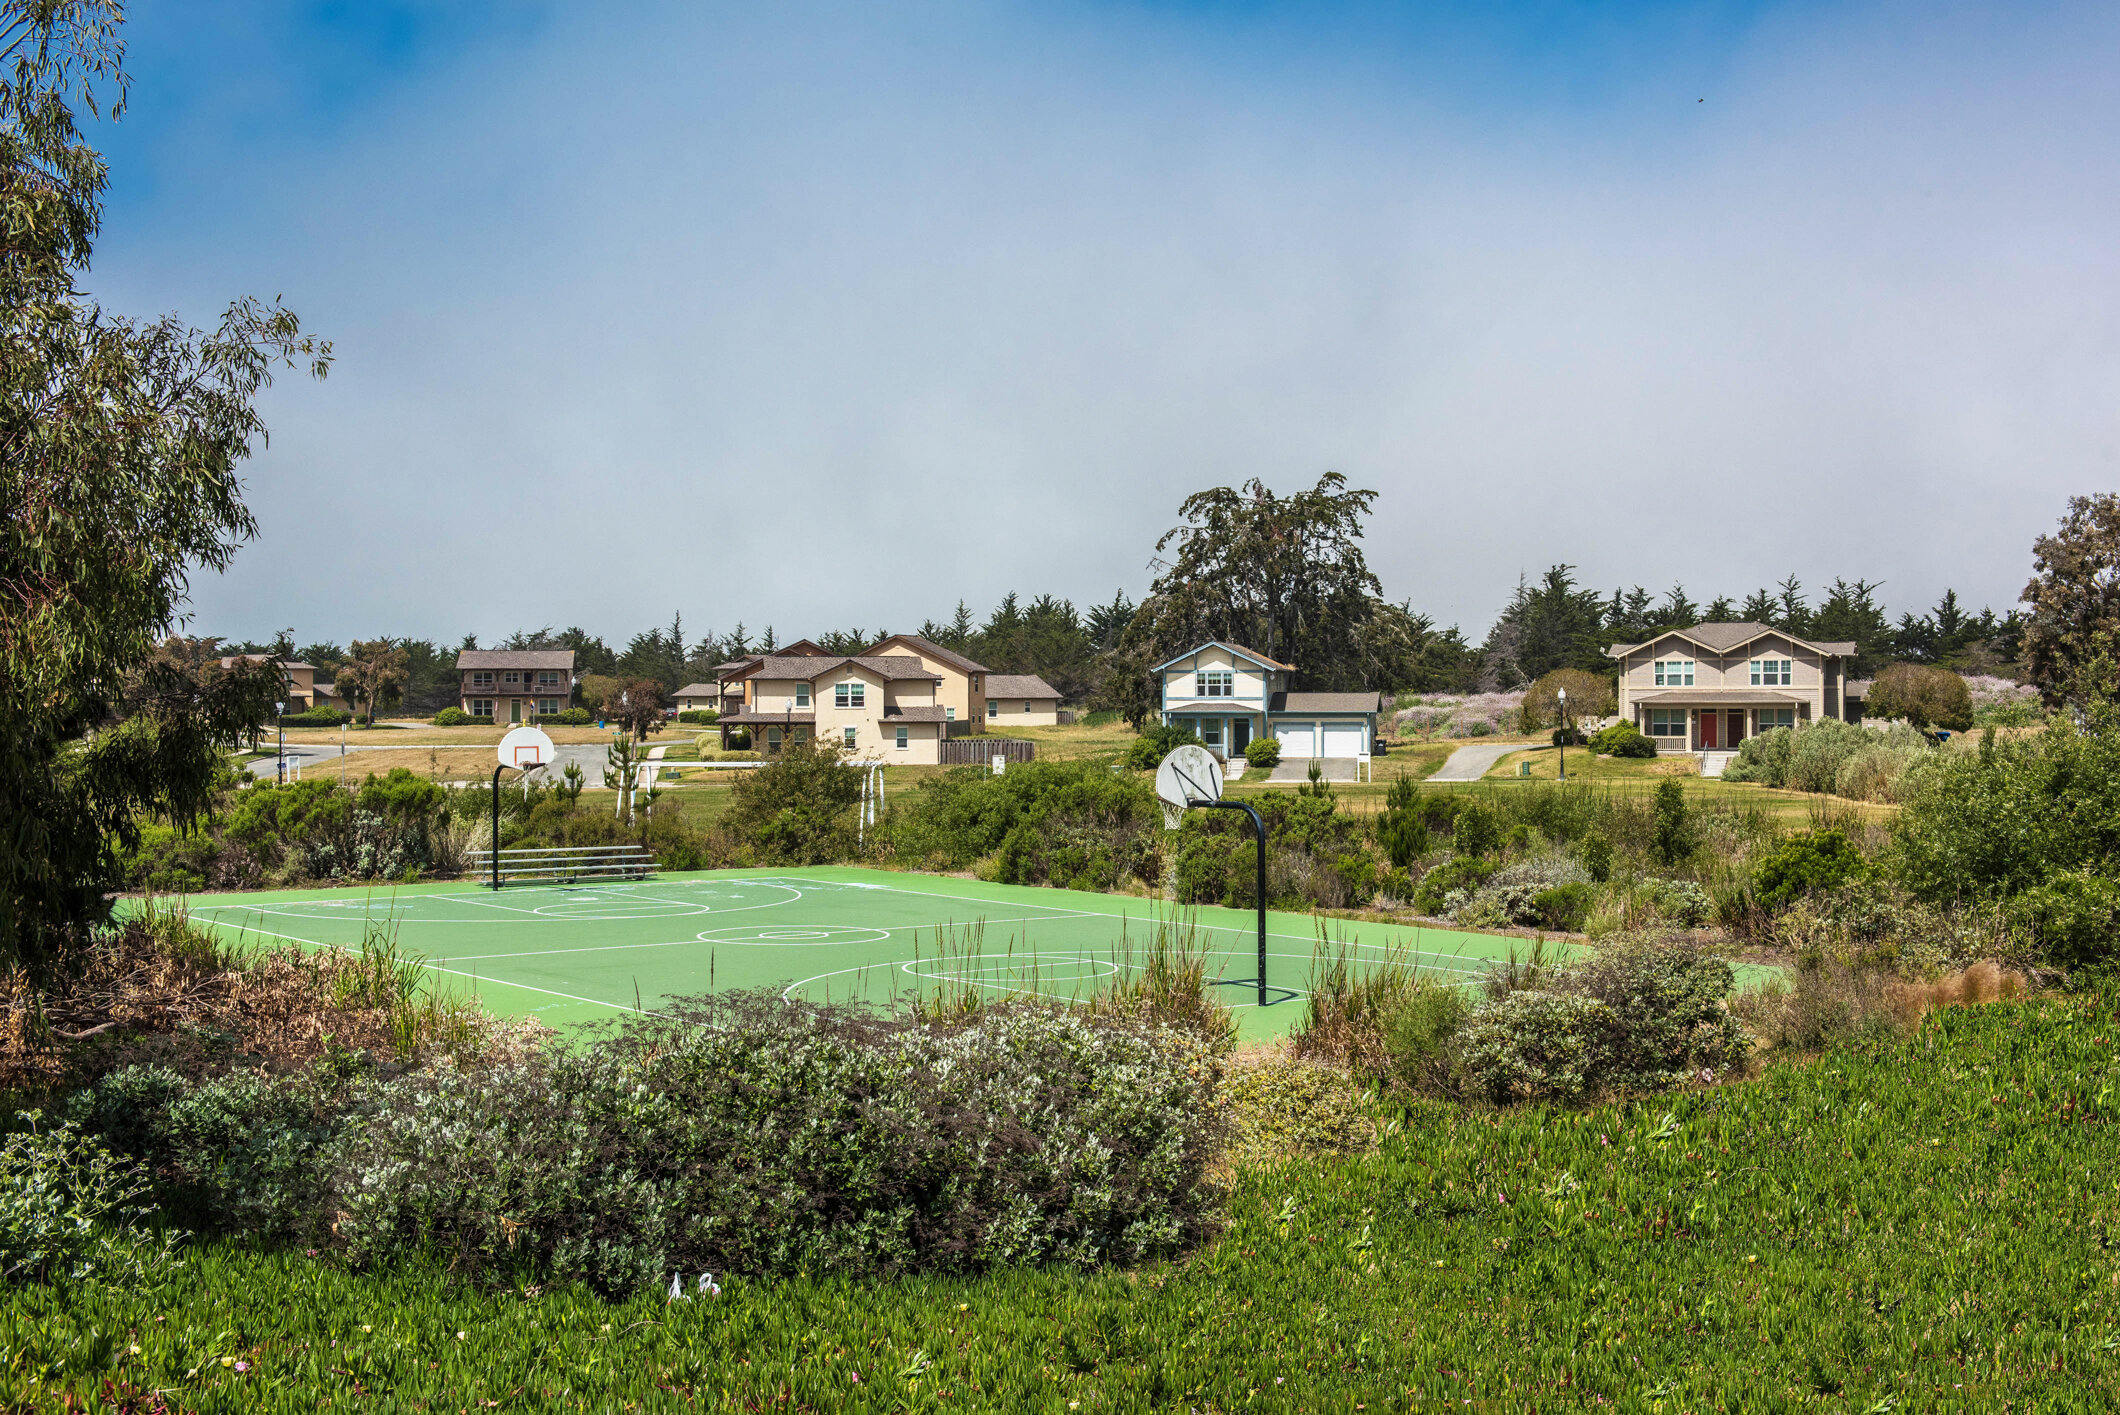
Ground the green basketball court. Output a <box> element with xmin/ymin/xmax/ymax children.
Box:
<box><xmin>181</xmin><ymin>868</ymin><xmax>1557</xmax><ymax>1042</ymax></box>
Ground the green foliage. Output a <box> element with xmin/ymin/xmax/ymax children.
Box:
<box><xmin>1751</xmin><ymin>829</ymin><xmax>1868</xmax><ymax>911</ymax></box>
<box><xmin>1724</xmin><ymin>719</ymin><xmax>1934</xmax><ymax>801</ymax></box>
<box><xmin>1865</xmin><ymin>663</ymin><xmax>1972</xmax><ymax>732</ymax></box>
<box><xmin>2004</xmin><ymin>871</ymin><xmax>2120</xmax><ymax>970</ymax></box>
<box><xmin>1529</xmin><ymin>881</ymin><xmax>1596</xmax><ymax>932</ymax></box>
<box><xmin>723</xmin><ymin>736</ymin><xmax>862</xmax><ymax>865</ymax></box>
<box><xmin>1521</xmin><ymin>668</ymin><xmax>1615</xmax><ymax>730</ymax></box>
<box><xmin>430</xmin><ymin>707</ymin><xmax>470</xmax><ymax>726</ymax></box>
<box><xmin>1448</xmin><ymin>799</ymin><xmax>1501</xmax><ymax>858</ymax></box>
<box><xmin>555</xmin><ymin>707</ymin><xmax>593</xmax><ymax>726</ymax></box>
<box><xmin>1122</xmin><ymin>722</ymin><xmax>1201</xmax><ymax>770</ymax></box>
<box><xmin>1219</xmin><ymin>1059</ymin><xmax>1372</xmax><ymax>1171</ymax></box>
<box><xmin>0</xmin><ymin>1112</ymin><xmax>177</xmax><ymax>1288</ymax></box>
<box><xmin>1650</xmin><ymin>780</ymin><xmax>1691</xmax><ymax>865</ymax></box>
<box><xmin>1376</xmin><ymin>775</ymin><xmax>1429</xmax><ymax>870</ymax></box>
<box><xmin>1411</xmin><ymin>855</ymin><xmax>1495</xmax><ymax>915</ymax></box>
<box><xmin>886</xmin><ymin>760</ymin><xmax>1160</xmax><ymax>890</ymax></box>
<box><xmin>1456</xmin><ymin>991</ymin><xmax>1613</xmax><ymax>1103</ymax></box>
<box><xmin>2021</xmin><ymin>491</ymin><xmax>2120</xmax><ymax>708</ymax></box>
<box><xmin>1590</xmin><ymin>719</ymin><xmax>1659</xmax><ymax>758</ymax></box>
<box><xmin>1578</xmin><ymin>829</ymin><xmax>1613</xmax><ymax>882</ymax></box>
<box><xmin>1242</xmin><ymin>735</ymin><xmax>1281</xmax><ymax>768</ymax></box>
<box><xmin>280</xmin><ymin>706</ymin><xmax>351</xmax><ymax>727</ymax></box>
<box><xmin>675</xmin><ymin>709</ymin><xmax>716</xmax><ymax>724</ymax></box>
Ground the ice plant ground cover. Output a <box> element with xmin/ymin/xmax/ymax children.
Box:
<box><xmin>4</xmin><ymin>984</ymin><xmax>2116</xmax><ymax>1410</ymax></box>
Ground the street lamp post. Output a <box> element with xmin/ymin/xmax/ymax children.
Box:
<box><xmin>1556</xmin><ymin>687</ymin><xmax>1568</xmax><ymax>780</ymax></box>
<box><xmin>276</xmin><ymin>702</ymin><xmax>286</xmax><ymax>784</ymax></box>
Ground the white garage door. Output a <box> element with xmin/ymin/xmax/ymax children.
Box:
<box><xmin>1278</xmin><ymin>721</ymin><xmax>1316</xmax><ymax>758</ymax></box>
<box><xmin>1323</xmin><ymin>721</ymin><xmax>1367</xmax><ymax>757</ymax></box>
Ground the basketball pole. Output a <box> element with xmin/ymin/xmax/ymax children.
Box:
<box><xmin>1190</xmin><ymin>798</ymin><xmax>1268</xmax><ymax>1006</ymax></box>
<box><xmin>491</xmin><ymin>763</ymin><xmax>506</xmax><ymax>890</ymax></box>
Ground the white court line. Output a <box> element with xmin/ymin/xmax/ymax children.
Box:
<box><xmin>435</xmin><ymin>914</ymin><xmax>1127</xmax><ymax>964</ymax></box>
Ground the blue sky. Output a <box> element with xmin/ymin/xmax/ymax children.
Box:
<box><xmin>92</xmin><ymin>1</ymin><xmax>2120</xmax><ymax>647</ymax></box>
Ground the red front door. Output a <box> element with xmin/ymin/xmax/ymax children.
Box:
<box><xmin>1699</xmin><ymin>710</ymin><xmax>1719</xmax><ymax>750</ymax></box>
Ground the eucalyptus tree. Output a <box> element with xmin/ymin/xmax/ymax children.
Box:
<box><xmin>0</xmin><ymin>1</ymin><xmax>328</xmax><ymax>967</ymax></box>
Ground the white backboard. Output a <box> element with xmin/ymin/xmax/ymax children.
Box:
<box><xmin>1155</xmin><ymin>744</ymin><xmax>1224</xmax><ymax>812</ymax></box>
<box><xmin>497</xmin><ymin>725</ymin><xmax>556</xmax><ymax>770</ymax></box>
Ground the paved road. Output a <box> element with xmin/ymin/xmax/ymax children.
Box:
<box><xmin>1428</xmin><ymin>740</ymin><xmax>1539</xmax><ymax>782</ymax></box>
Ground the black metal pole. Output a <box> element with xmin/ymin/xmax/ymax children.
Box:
<box><xmin>491</xmin><ymin>763</ymin><xmax>505</xmax><ymax>890</ymax></box>
<box><xmin>1192</xmin><ymin>798</ymin><xmax>1268</xmax><ymax>1006</ymax></box>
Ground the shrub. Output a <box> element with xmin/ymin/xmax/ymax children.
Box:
<box><xmin>1124</xmin><ymin>723</ymin><xmax>1202</xmax><ymax>770</ymax></box>
<box><xmin>886</xmin><ymin>760</ymin><xmax>1161</xmax><ymax>889</ymax></box>
<box><xmin>1530</xmin><ymin>881</ymin><xmax>1596</xmax><ymax>932</ymax></box>
<box><xmin>557</xmin><ymin>707</ymin><xmax>593</xmax><ymax>725</ymax></box>
<box><xmin>1412</xmin><ymin>855</ymin><xmax>1495</xmax><ymax>915</ymax></box>
<box><xmin>1450</xmin><ymin>799</ymin><xmax>1502</xmax><ymax>858</ymax></box>
<box><xmin>1650</xmin><ymin>780</ymin><xmax>1692</xmax><ymax>865</ymax></box>
<box><xmin>1376</xmin><ymin>775</ymin><xmax>1429</xmax><ymax>870</ymax></box>
<box><xmin>2007</xmin><ymin>870</ymin><xmax>2120</xmax><ymax>970</ymax></box>
<box><xmin>432</xmin><ymin>707</ymin><xmax>471</xmax><ymax>726</ymax></box>
<box><xmin>1649</xmin><ymin>879</ymin><xmax>1714</xmax><ymax>927</ymax></box>
<box><xmin>1220</xmin><ymin>1058</ymin><xmax>1374</xmax><ymax>1171</ymax></box>
<box><xmin>1865</xmin><ymin>663</ymin><xmax>1973</xmax><ymax>732</ymax></box>
<box><xmin>1751</xmin><ymin>829</ymin><xmax>1868</xmax><ymax>911</ymax></box>
<box><xmin>723</xmin><ymin>735</ymin><xmax>864</xmax><ymax>864</ymax></box>
<box><xmin>1522</xmin><ymin>669</ymin><xmax>1615</xmax><ymax>731</ymax></box>
<box><xmin>1578</xmin><ymin>830</ymin><xmax>1613</xmax><ymax>883</ymax></box>
<box><xmin>1456</xmin><ymin>992</ymin><xmax>1614</xmax><ymax>1104</ymax></box>
<box><xmin>0</xmin><ymin>1113</ymin><xmax>177</xmax><ymax>1287</ymax></box>
<box><xmin>1244</xmin><ymin>736</ymin><xmax>1282</xmax><ymax>768</ymax></box>
<box><xmin>279</xmin><ymin>705</ymin><xmax>351</xmax><ymax>727</ymax></box>
<box><xmin>1564</xmin><ymin>944</ymin><xmax>1748</xmax><ymax>1090</ymax></box>
<box><xmin>1596</xmin><ymin>721</ymin><xmax>1659</xmax><ymax>758</ymax></box>
<box><xmin>676</xmin><ymin>709</ymin><xmax>717</xmax><ymax>724</ymax></box>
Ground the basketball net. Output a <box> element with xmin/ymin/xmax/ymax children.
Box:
<box><xmin>1160</xmin><ymin>798</ymin><xmax>1185</xmax><ymax>831</ymax></box>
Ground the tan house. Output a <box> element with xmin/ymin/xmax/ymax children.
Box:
<box><xmin>1155</xmin><ymin>641</ymin><xmax>1379</xmax><ymax>760</ymax></box>
<box><xmin>457</xmin><ymin>649</ymin><xmax>576</xmax><ymax>724</ymax></box>
<box><xmin>673</xmin><ymin>683</ymin><xmax>721</xmax><ymax>713</ymax></box>
<box><xmin>982</xmin><ymin>674</ymin><xmax>1062</xmax><ymax>726</ymax></box>
<box><xmin>718</xmin><ymin>653</ymin><xmax>951</xmax><ymax>763</ymax></box>
<box><xmin>220</xmin><ymin>655</ymin><xmax>343</xmax><ymax>713</ymax></box>
<box><xmin>859</xmin><ymin>634</ymin><xmax>995</xmax><ymax>727</ymax></box>
<box><xmin>1607</xmin><ymin>621</ymin><xmax>1858</xmax><ymax>753</ymax></box>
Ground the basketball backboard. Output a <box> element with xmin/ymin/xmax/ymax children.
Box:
<box><xmin>497</xmin><ymin>725</ymin><xmax>556</xmax><ymax>770</ymax></box>
<box><xmin>1154</xmin><ymin>744</ymin><xmax>1224</xmax><ymax>828</ymax></box>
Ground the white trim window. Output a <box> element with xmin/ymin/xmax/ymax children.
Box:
<box><xmin>795</xmin><ymin>683</ymin><xmax>811</xmax><ymax>707</ymax></box>
<box><xmin>536</xmin><ymin>698</ymin><xmax>561</xmax><ymax>715</ymax></box>
<box><xmin>1196</xmin><ymin>669</ymin><xmax>1234</xmax><ymax>698</ymax></box>
<box><xmin>1750</xmin><ymin>659</ymin><xmax>1793</xmax><ymax>686</ymax></box>
<box><xmin>1201</xmin><ymin>719</ymin><xmax>1224</xmax><ymax>747</ymax></box>
<box><xmin>503</xmin><ymin>671</ymin><xmax>521</xmax><ymax>687</ymax></box>
<box><xmin>834</xmin><ymin>681</ymin><xmax>866</xmax><ymax>709</ymax></box>
<box><xmin>1647</xmin><ymin>708</ymin><xmax>1687</xmax><ymax>738</ymax></box>
<box><xmin>470</xmin><ymin>698</ymin><xmax>494</xmax><ymax>719</ymax></box>
<box><xmin>843</xmin><ymin>726</ymin><xmax>858</xmax><ymax>747</ymax></box>
<box><xmin>1757</xmin><ymin>707</ymin><xmax>1795</xmax><ymax>731</ymax></box>
<box><xmin>537</xmin><ymin>670</ymin><xmax>561</xmax><ymax>688</ymax></box>
<box><xmin>471</xmin><ymin>671</ymin><xmax>494</xmax><ymax>689</ymax></box>
<box><xmin>945</xmin><ymin>706</ymin><xmax>954</xmax><ymax>720</ymax></box>
<box><xmin>895</xmin><ymin>726</ymin><xmax>909</xmax><ymax>749</ymax></box>
<box><xmin>1653</xmin><ymin>659</ymin><xmax>1695</xmax><ymax>688</ymax></box>
<box><xmin>986</xmin><ymin>699</ymin><xmax>998</xmax><ymax>720</ymax></box>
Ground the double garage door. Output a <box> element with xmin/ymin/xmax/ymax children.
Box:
<box><xmin>1277</xmin><ymin>720</ymin><xmax>1367</xmax><ymax>758</ymax></box>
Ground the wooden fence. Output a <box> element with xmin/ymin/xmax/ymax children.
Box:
<box><xmin>938</xmin><ymin>738</ymin><xmax>1037</xmax><ymax>767</ymax></box>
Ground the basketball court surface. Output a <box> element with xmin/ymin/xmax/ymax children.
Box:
<box><xmin>182</xmin><ymin>868</ymin><xmax>1553</xmax><ymax>1043</ymax></box>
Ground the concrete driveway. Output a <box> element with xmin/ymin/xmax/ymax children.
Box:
<box><xmin>1265</xmin><ymin>756</ymin><xmax>1362</xmax><ymax>783</ymax></box>
<box><xmin>1428</xmin><ymin>740</ymin><xmax>1537</xmax><ymax>782</ymax></box>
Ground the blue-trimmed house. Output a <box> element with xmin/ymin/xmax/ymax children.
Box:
<box><xmin>1154</xmin><ymin>641</ymin><xmax>1381</xmax><ymax>762</ymax></box>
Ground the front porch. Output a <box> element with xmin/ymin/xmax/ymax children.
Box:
<box><xmin>1162</xmin><ymin>706</ymin><xmax>1265</xmax><ymax>761</ymax></box>
<box><xmin>1632</xmin><ymin>693</ymin><xmax>1804</xmax><ymax>753</ymax></box>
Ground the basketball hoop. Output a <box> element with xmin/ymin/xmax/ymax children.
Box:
<box><xmin>498</xmin><ymin>725</ymin><xmax>555</xmax><ymax>771</ymax></box>
<box><xmin>1153</xmin><ymin>744</ymin><xmax>1224</xmax><ymax>829</ymax></box>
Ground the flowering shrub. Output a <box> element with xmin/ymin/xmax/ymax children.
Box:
<box><xmin>0</xmin><ymin>1112</ymin><xmax>179</xmax><ymax>1288</ymax></box>
<box><xmin>1392</xmin><ymin>693</ymin><xmax>1525</xmax><ymax>738</ymax></box>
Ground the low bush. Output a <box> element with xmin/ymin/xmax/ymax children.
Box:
<box><xmin>556</xmin><ymin>707</ymin><xmax>593</xmax><ymax>725</ymax></box>
<box><xmin>1865</xmin><ymin>663</ymin><xmax>1972</xmax><ymax>732</ymax></box>
<box><xmin>1456</xmin><ymin>991</ymin><xmax>1612</xmax><ymax>1104</ymax></box>
<box><xmin>1123</xmin><ymin>723</ymin><xmax>1202</xmax><ymax>770</ymax></box>
<box><xmin>431</xmin><ymin>707</ymin><xmax>471</xmax><ymax>726</ymax></box>
<box><xmin>676</xmin><ymin>709</ymin><xmax>717</xmax><ymax>724</ymax></box>
<box><xmin>1590</xmin><ymin>720</ymin><xmax>1659</xmax><ymax>758</ymax></box>
<box><xmin>1219</xmin><ymin>1057</ymin><xmax>1373</xmax><ymax>1171</ymax></box>
<box><xmin>278</xmin><ymin>705</ymin><xmax>351</xmax><ymax>728</ymax></box>
<box><xmin>1531</xmin><ymin>881</ymin><xmax>1597</xmax><ymax>932</ymax></box>
<box><xmin>1411</xmin><ymin>855</ymin><xmax>1495</xmax><ymax>915</ymax></box>
<box><xmin>1243</xmin><ymin>735</ymin><xmax>1281</xmax><ymax>768</ymax></box>
<box><xmin>1751</xmin><ymin>829</ymin><xmax>1868</xmax><ymax>911</ymax></box>
<box><xmin>1578</xmin><ymin>829</ymin><xmax>1614</xmax><ymax>882</ymax></box>
<box><xmin>886</xmin><ymin>760</ymin><xmax>1161</xmax><ymax>890</ymax></box>
<box><xmin>1449</xmin><ymin>798</ymin><xmax>1501</xmax><ymax>858</ymax></box>
<box><xmin>0</xmin><ymin>1113</ymin><xmax>177</xmax><ymax>1288</ymax></box>
<box><xmin>723</xmin><ymin>736</ymin><xmax>864</xmax><ymax>865</ymax></box>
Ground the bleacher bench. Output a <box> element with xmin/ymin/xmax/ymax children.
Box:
<box><xmin>465</xmin><ymin>844</ymin><xmax>660</xmax><ymax>887</ymax></box>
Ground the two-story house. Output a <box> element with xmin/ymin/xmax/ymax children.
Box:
<box><xmin>1155</xmin><ymin>642</ymin><xmax>1380</xmax><ymax>761</ymax></box>
<box><xmin>1606</xmin><ymin>621</ymin><xmax>1857</xmax><ymax>753</ymax></box>
<box><xmin>860</xmin><ymin>634</ymin><xmax>994</xmax><ymax>726</ymax></box>
<box><xmin>716</xmin><ymin>653</ymin><xmax>952</xmax><ymax>762</ymax></box>
<box><xmin>219</xmin><ymin>655</ymin><xmax>344</xmax><ymax>713</ymax></box>
<box><xmin>456</xmin><ymin>649</ymin><xmax>577</xmax><ymax>723</ymax></box>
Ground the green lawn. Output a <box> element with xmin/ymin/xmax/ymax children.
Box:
<box><xmin>8</xmin><ymin>988</ymin><xmax>2114</xmax><ymax>1411</ymax></box>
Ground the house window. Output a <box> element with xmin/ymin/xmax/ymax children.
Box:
<box><xmin>945</xmin><ymin>706</ymin><xmax>954</xmax><ymax>720</ymax></box>
<box><xmin>1647</xmin><ymin>709</ymin><xmax>1687</xmax><ymax>738</ymax></box>
<box><xmin>795</xmin><ymin>683</ymin><xmax>811</xmax><ymax>707</ymax></box>
<box><xmin>503</xmin><ymin>671</ymin><xmax>521</xmax><ymax>686</ymax></box>
<box><xmin>895</xmin><ymin>726</ymin><xmax>909</xmax><ymax>749</ymax></box>
<box><xmin>1653</xmin><ymin>660</ymin><xmax>1695</xmax><ymax>687</ymax></box>
<box><xmin>471</xmin><ymin>671</ymin><xmax>494</xmax><ymax>689</ymax></box>
<box><xmin>537</xmin><ymin>670</ymin><xmax>560</xmax><ymax>687</ymax></box>
<box><xmin>470</xmin><ymin>698</ymin><xmax>494</xmax><ymax>719</ymax></box>
<box><xmin>844</xmin><ymin>726</ymin><xmax>858</xmax><ymax>747</ymax></box>
<box><xmin>1750</xmin><ymin>659</ymin><xmax>1793</xmax><ymax>686</ymax></box>
<box><xmin>986</xmin><ymin>699</ymin><xmax>998</xmax><ymax>720</ymax></box>
<box><xmin>1757</xmin><ymin>707</ymin><xmax>1795</xmax><ymax>731</ymax></box>
<box><xmin>537</xmin><ymin>698</ymin><xmax>561</xmax><ymax>716</ymax></box>
<box><xmin>767</xmin><ymin>727</ymin><xmax>782</xmax><ymax>752</ymax></box>
<box><xmin>1196</xmin><ymin>670</ymin><xmax>1233</xmax><ymax>698</ymax></box>
<box><xmin>834</xmin><ymin>681</ymin><xmax>865</xmax><ymax>709</ymax></box>
<box><xmin>1201</xmin><ymin>720</ymin><xmax>1223</xmax><ymax>747</ymax></box>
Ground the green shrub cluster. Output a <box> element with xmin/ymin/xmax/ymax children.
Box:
<box><xmin>278</xmin><ymin>705</ymin><xmax>352</xmax><ymax>727</ymax></box>
<box><xmin>431</xmin><ymin>707</ymin><xmax>471</xmax><ymax>726</ymax></box>
<box><xmin>1122</xmin><ymin>723</ymin><xmax>1201</xmax><ymax>770</ymax></box>
<box><xmin>676</xmin><ymin>709</ymin><xmax>717</xmax><ymax>724</ymax></box>
<box><xmin>1722</xmin><ymin>720</ymin><xmax>1934</xmax><ymax>802</ymax></box>
<box><xmin>0</xmin><ymin>1113</ymin><xmax>178</xmax><ymax>1288</ymax></box>
<box><xmin>1589</xmin><ymin>720</ymin><xmax>1658</xmax><ymax>758</ymax></box>
<box><xmin>72</xmin><ymin>995</ymin><xmax>1225</xmax><ymax>1295</ymax></box>
<box><xmin>1242</xmin><ymin>735</ymin><xmax>1281</xmax><ymax>768</ymax></box>
<box><xmin>883</xmin><ymin>760</ymin><xmax>1162</xmax><ymax>890</ymax></box>
<box><xmin>554</xmin><ymin>707</ymin><xmax>593</xmax><ymax>725</ymax></box>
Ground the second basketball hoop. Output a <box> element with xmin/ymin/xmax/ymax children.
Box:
<box><xmin>1154</xmin><ymin>743</ymin><xmax>1224</xmax><ymax>829</ymax></box>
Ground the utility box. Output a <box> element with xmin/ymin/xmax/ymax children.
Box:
<box><xmin>1518</xmin><ymin>759</ymin><xmax>1532</xmax><ymax>777</ymax></box>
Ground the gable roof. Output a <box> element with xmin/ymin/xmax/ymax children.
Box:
<box><xmin>219</xmin><ymin>654</ymin><xmax>315</xmax><ymax>670</ymax></box>
<box><xmin>747</xmin><ymin>654</ymin><xmax>938</xmax><ymax>683</ymax></box>
<box><xmin>1150</xmin><ymin>640</ymin><xmax>1297</xmax><ymax>674</ymax></box>
<box><xmin>985</xmin><ymin>674</ymin><xmax>1061</xmax><ymax>700</ymax></box>
<box><xmin>862</xmin><ymin>633</ymin><xmax>991</xmax><ymax>676</ymax></box>
<box><xmin>674</xmin><ymin>683</ymin><xmax>722</xmax><ymax>698</ymax></box>
<box><xmin>456</xmin><ymin>650</ymin><xmax>576</xmax><ymax>671</ymax></box>
<box><xmin>1606</xmin><ymin>622</ymin><xmax>1856</xmax><ymax>659</ymax></box>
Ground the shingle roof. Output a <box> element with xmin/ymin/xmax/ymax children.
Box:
<box><xmin>1606</xmin><ymin>623</ymin><xmax>1856</xmax><ymax>658</ymax></box>
<box><xmin>456</xmin><ymin>650</ymin><xmax>576</xmax><ymax>671</ymax></box>
<box><xmin>880</xmin><ymin>705</ymin><xmax>950</xmax><ymax>722</ymax></box>
<box><xmin>864</xmin><ymin>633</ymin><xmax>992</xmax><ymax>676</ymax></box>
<box><xmin>674</xmin><ymin>683</ymin><xmax>722</xmax><ymax>698</ymax></box>
<box><xmin>984</xmin><ymin>674</ymin><xmax>1060</xmax><ymax>700</ymax></box>
<box><xmin>746</xmin><ymin>654</ymin><xmax>937</xmax><ymax>682</ymax></box>
<box><xmin>1271</xmin><ymin>691</ymin><xmax>1381</xmax><ymax>714</ymax></box>
<box><xmin>718</xmin><ymin>708</ymin><xmax>815</xmax><ymax>725</ymax></box>
<box><xmin>1151</xmin><ymin>641</ymin><xmax>1297</xmax><ymax>674</ymax></box>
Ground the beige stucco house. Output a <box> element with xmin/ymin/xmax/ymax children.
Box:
<box><xmin>220</xmin><ymin>655</ymin><xmax>344</xmax><ymax>713</ymax></box>
<box><xmin>860</xmin><ymin>634</ymin><xmax>993</xmax><ymax>726</ymax></box>
<box><xmin>457</xmin><ymin>650</ymin><xmax>576</xmax><ymax>724</ymax></box>
<box><xmin>717</xmin><ymin>653</ymin><xmax>951</xmax><ymax>763</ymax></box>
<box><xmin>1607</xmin><ymin>622</ymin><xmax>1858</xmax><ymax>753</ymax></box>
<box><xmin>982</xmin><ymin>674</ymin><xmax>1062</xmax><ymax>726</ymax></box>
